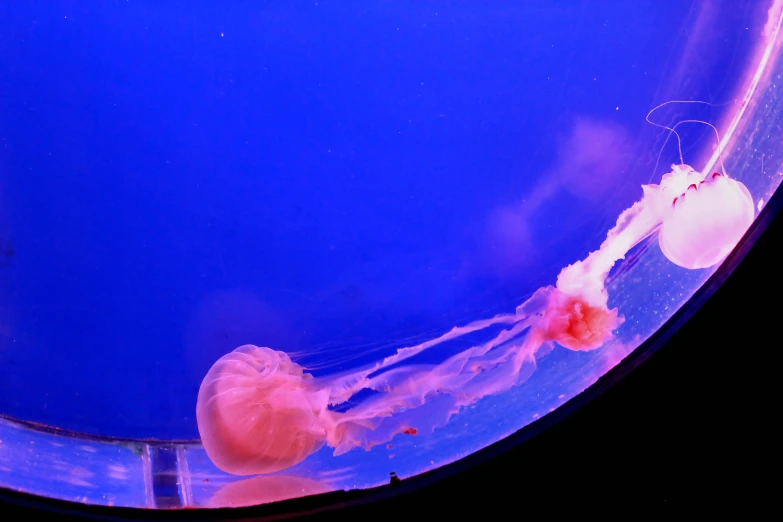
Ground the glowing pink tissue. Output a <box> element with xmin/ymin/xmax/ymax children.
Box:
<box><xmin>658</xmin><ymin>172</ymin><xmax>755</xmax><ymax>269</ymax></box>
<box><xmin>196</xmin><ymin>345</ymin><xmax>329</xmax><ymax>475</ymax></box>
<box><xmin>195</xmin><ymin>163</ymin><xmax>755</xmax><ymax>475</ymax></box>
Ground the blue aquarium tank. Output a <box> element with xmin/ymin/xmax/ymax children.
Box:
<box><xmin>1</xmin><ymin>0</ymin><xmax>782</xmax><ymax>512</ymax></box>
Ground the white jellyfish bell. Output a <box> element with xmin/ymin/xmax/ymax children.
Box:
<box><xmin>644</xmin><ymin>101</ymin><xmax>756</xmax><ymax>270</ymax></box>
<box><xmin>649</xmin><ymin>166</ymin><xmax>755</xmax><ymax>270</ymax></box>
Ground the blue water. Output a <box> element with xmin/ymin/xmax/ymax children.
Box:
<box><xmin>0</xmin><ymin>1</ymin><xmax>761</xmax><ymax>441</ymax></box>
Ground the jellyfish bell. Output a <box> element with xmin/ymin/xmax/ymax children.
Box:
<box><xmin>196</xmin><ymin>344</ymin><xmax>329</xmax><ymax>476</ymax></box>
<box><xmin>656</xmin><ymin>167</ymin><xmax>755</xmax><ymax>270</ymax></box>
<box><xmin>643</xmin><ymin>101</ymin><xmax>756</xmax><ymax>270</ymax></box>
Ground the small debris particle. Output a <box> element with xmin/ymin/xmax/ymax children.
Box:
<box><xmin>402</xmin><ymin>427</ymin><xmax>418</xmax><ymax>435</ymax></box>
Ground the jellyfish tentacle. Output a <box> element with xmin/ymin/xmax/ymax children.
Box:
<box><xmin>646</xmin><ymin>99</ymin><xmax>729</xmax><ymax>180</ymax></box>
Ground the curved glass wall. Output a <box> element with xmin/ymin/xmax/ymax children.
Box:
<box><xmin>1</xmin><ymin>1</ymin><xmax>782</xmax><ymax>510</ymax></box>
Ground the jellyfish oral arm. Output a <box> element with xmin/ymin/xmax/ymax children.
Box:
<box><xmin>320</xmin><ymin>284</ymin><xmax>623</xmax><ymax>456</ymax></box>
<box><xmin>556</xmin><ymin>194</ymin><xmax>659</xmax><ymax>307</ymax></box>
<box><xmin>317</xmin><ymin>311</ymin><xmax>528</xmax><ymax>406</ymax></box>
<box><xmin>553</xmin><ymin>167</ymin><xmax>698</xmax><ymax>307</ymax></box>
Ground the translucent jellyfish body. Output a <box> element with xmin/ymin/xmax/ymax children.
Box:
<box><xmin>196</xmin><ymin>162</ymin><xmax>755</xmax><ymax>475</ymax></box>
<box><xmin>196</xmin><ymin>345</ymin><xmax>330</xmax><ymax>475</ymax></box>
<box><xmin>658</xmin><ymin>170</ymin><xmax>755</xmax><ymax>269</ymax></box>
<box><xmin>196</xmin><ymin>285</ymin><xmax>622</xmax><ymax>475</ymax></box>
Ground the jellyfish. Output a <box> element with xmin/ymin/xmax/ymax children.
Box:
<box><xmin>643</xmin><ymin>100</ymin><xmax>756</xmax><ymax>269</ymax></box>
<box><xmin>197</xmin><ymin>258</ymin><xmax>624</xmax><ymax>474</ymax></box>
<box><xmin>317</xmin><ymin>284</ymin><xmax>622</xmax><ymax>457</ymax></box>
<box><xmin>656</xmin><ymin>169</ymin><xmax>755</xmax><ymax>269</ymax></box>
<box><xmin>197</xmin><ymin>133</ymin><xmax>756</xmax><ymax>475</ymax></box>
<box><xmin>196</xmin><ymin>345</ymin><xmax>331</xmax><ymax>475</ymax></box>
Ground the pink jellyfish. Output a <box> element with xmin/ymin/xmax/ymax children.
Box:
<box><xmin>197</xmin><ymin>258</ymin><xmax>624</xmax><ymax>474</ymax></box>
<box><xmin>197</xmin><ymin>103</ymin><xmax>757</xmax><ymax>475</ymax></box>
<box><xmin>315</xmin><ymin>283</ymin><xmax>621</xmax><ymax>456</ymax></box>
<box><xmin>196</xmin><ymin>346</ymin><xmax>330</xmax><ymax>475</ymax></box>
